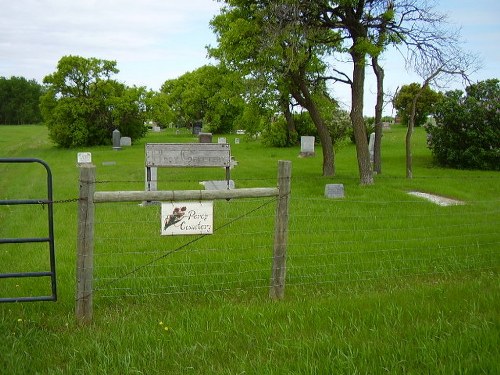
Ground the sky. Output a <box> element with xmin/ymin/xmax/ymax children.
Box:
<box><xmin>1</xmin><ymin>0</ymin><xmax>499</xmax><ymax>116</ymax></box>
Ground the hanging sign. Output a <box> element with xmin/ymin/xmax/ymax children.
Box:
<box><xmin>161</xmin><ymin>202</ymin><xmax>213</xmax><ymax>236</ymax></box>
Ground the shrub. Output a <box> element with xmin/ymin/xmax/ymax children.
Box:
<box><xmin>425</xmin><ymin>79</ymin><xmax>500</xmax><ymax>170</ymax></box>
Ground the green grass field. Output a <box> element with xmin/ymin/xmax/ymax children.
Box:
<box><xmin>1</xmin><ymin>124</ymin><xmax>499</xmax><ymax>374</ymax></box>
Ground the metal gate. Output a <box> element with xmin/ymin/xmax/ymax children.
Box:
<box><xmin>0</xmin><ymin>158</ymin><xmax>57</xmax><ymax>302</ymax></box>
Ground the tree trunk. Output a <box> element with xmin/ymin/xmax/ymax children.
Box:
<box><xmin>280</xmin><ymin>94</ymin><xmax>296</xmax><ymax>146</ymax></box>
<box><xmin>406</xmin><ymin>92</ymin><xmax>420</xmax><ymax>179</ymax></box>
<box><xmin>290</xmin><ymin>74</ymin><xmax>335</xmax><ymax>176</ymax></box>
<box><xmin>372</xmin><ymin>56</ymin><xmax>384</xmax><ymax>174</ymax></box>
<box><xmin>351</xmin><ymin>52</ymin><xmax>373</xmax><ymax>185</ymax></box>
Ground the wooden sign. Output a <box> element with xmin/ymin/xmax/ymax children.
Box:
<box><xmin>161</xmin><ymin>202</ymin><xmax>213</xmax><ymax>235</ymax></box>
<box><xmin>146</xmin><ymin>143</ymin><xmax>231</xmax><ymax>168</ymax></box>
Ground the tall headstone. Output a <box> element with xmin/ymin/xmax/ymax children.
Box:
<box><xmin>368</xmin><ymin>132</ymin><xmax>375</xmax><ymax>162</ymax></box>
<box><xmin>300</xmin><ymin>136</ymin><xmax>315</xmax><ymax>157</ymax></box>
<box><xmin>192</xmin><ymin>121</ymin><xmax>202</xmax><ymax>135</ymax></box>
<box><xmin>112</xmin><ymin>129</ymin><xmax>122</xmax><ymax>151</ymax></box>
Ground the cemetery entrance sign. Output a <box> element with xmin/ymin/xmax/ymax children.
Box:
<box><xmin>146</xmin><ymin>143</ymin><xmax>231</xmax><ymax>168</ymax></box>
<box><xmin>145</xmin><ymin>143</ymin><xmax>232</xmax><ymax>192</ymax></box>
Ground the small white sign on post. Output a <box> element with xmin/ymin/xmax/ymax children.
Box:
<box><xmin>161</xmin><ymin>202</ymin><xmax>213</xmax><ymax>236</ymax></box>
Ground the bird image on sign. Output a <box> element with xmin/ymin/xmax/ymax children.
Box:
<box><xmin>163</xmin><ymin>206</ymin><xmax>187</xmax><ymax>230</ymax></box>
<box><xmin>161</xmin><ymin>202</ymin><xmax>213</xmax><ymax>236</ymax></box>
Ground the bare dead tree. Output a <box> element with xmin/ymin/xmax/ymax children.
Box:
<box><xmin>404</xmin><ymin>45</ymin><xmax>480</xmax><ymax>178</ymax></box>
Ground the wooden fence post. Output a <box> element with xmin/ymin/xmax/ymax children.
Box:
<box><xmin>76</xmin><ymin>164</ymin><xmax>95</xmax><ymax>324</ymax></box>
<box><xmin>270</xmin><ymin>160</ymin><xmax>291</xmax><ymax>300</ymax></box>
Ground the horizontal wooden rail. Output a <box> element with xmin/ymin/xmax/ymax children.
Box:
<box><xmin>94</xmin><ymin>187</ymin><xmax>279</xmax><ymax>203</ymax></box>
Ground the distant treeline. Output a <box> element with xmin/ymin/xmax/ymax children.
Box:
<box><xmin>0</xmin><ymin>76</ymin><xmax>43</xmax><ymax>124</ymax></box>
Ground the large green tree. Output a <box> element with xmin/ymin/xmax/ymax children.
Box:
<box><xmin>161</xmin><ymin>65</ymin><xmax>245</xmax><ymax>134</ymax></box>
<box><xmin>210</xmin><ymin>1</ymin><xmax>340</xmax><ymax>176</ymax></box>
<box><xmin>0</xmin><ymin>76</ymin><xmax>43</xmax><ymax>124</ymax></box>
<box><xmin>393</xmin><ymin>83</ymin><xmax>442</xmax><ymax>127</ymax></box>
<box><xmin>41</xmin><ymin>55</ymin><xmax>147</xmax><ymax>147</ymax></box>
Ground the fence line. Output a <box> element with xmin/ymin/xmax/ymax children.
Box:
<box><xmin>79</xmin><ymin>170</ymin><xmax>499</xmax><ymax>321</ymax></box>
<box><xmin>75</xmin><ymin>161</ymin><xmax>291</xmax><ymax>323</ymax></box>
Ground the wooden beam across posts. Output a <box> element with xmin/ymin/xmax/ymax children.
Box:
<box><xmin>270</xmin><ymin>160</ymin><xmax>291</xmax><ymax>300</ymax></box>
<box><xmin>76</xmin><ymin>164</ymin><xmax>96</xmax><ymax>324</ymax></box>
<box><xmin>94</xmin><ymin>187</ymin><xmax>278</xmax><ymax>203</ymax></box>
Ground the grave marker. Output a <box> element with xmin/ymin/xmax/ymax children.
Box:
<box><xmin>325</xmin><ymin>184</ymin><xmax>344</xmax><ymax>198</ymax></box>
<box><xmin>112</xmin><ymin>129</ymin><xmax>122</xmax><ymax>151</ymax></box>
<box><xmin>300</xmin><ymin>136</ymin><xmax>315</xmax><ymax>157</ymax></box>
<box><xmin>120</xmin><ymin>137</ymin><xmax>131</xmax><ymax>147</ymax></box>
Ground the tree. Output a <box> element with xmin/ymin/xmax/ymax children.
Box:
<box><xmin>41</xmin><ymin>55</ymin><xmax>147</xmax><ymax>147</ymax></box>
<box><xmin>306</xmin><ymin>0</ymin><xmax>398</xmax><ymax>185</ymax></box>
<box><xmin>161</xmin><ymin>65</ymin><xmax>245</xmax><ymax>133</ymax></box>
<box><xmin>0</xmin><ymin>76</ymin><xmax>43</xmax><ymax>124</ymax></box>
<box><xmin>393</xmin><ymin>83</ymin><xmax>441</xmax><ymax>127</ymax></box>
<box><xmin>210</xmin><ymin>1</ymin><xmax>340</xmax><ymax>176</ymax></box>
<box><xmin>144</xmin><ymin>90</ymin><xmax>175</xmax><ymax>128</ymax></box>
<box><xmin>426</xmin><ymin>79</ymin><xmax>499</xmax><ymax>170</ymax></box>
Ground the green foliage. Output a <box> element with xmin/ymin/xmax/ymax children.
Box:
<box><xmin>262</xmin><ymin>117</ymin><xmax>298</xmax><ymax>147</ymax></box>
<box><xmin>40</xmin><ymin>55</ymin><xmax>147</xmax><ymax>147</ymax></box>
<box><xmin>0</xmin><ymin>76</ymin><xmax>43</xmax><ymax>124</ymax></box>
<box><xmin>347</xmin><ymin>116</ymin><xmax>376</xmax><ymax>143</ymax></box>
<box><xmin>161</xmin><ymin>65</ymin><xmax>245</xmax><ymax>134</ymax></box>
<box><xmin>393</xmin><ymin>83</ymin><xmax>442</xmax><ymax>127</ymax></box>
<box><xmin>425</xmin><ymin>79</ymin><xmax>500</xmax><ymax>170</ymax></box>
<box><xmin>143</xmin><ymin>91</ymin><xmax>175</xmax><ymax>128</ymax></box>
<box><xmin>234</xmin><ymin>100</ymin><xmax>269</xmax><ymax>137</ymax></box>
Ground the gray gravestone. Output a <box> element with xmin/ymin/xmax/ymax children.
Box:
<box><xmin>369</xmin><ymin>132</ymin><xmax>375</xmax><ymax>162</ymax></box>
<box><xmin>112</xmin><ymin>129</ymin><xmax>122</xmax><ymax>151</ymax></box>
<box><xmin>120</xmin><ymin>137</ymin><xmax>132</xmax><ymax>146</ymax></box>
<box><xmin>218</xmin><ymin>137</ymin><xmax>227</xmax><ymax>144</ymax></box>
<box><xmin>324</xmin><ymin>184</ymin><xmax>344</xmax><ymax>198</ymax></box>
<box><xmin>192</xmin><ymin>121</ymin><xmax>202</xmax><ymax>135</ymax></box>
<box><xmin>201</xmin><ymin>180</ymin><xmax>235</xmax><ymax>190</ymax></box>
<box><xmin>300</xmin><ymin>136</ymin><xmax>315</xmax><ymax>157</ymax></box>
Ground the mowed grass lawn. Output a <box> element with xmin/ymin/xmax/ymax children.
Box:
<box><xmin>1</xmin><ymin>124</ymin><xmax>499</xmax><ymax>374</ymax></box>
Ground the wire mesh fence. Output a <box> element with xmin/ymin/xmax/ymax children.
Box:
<box><xmin>90</xmin><ymin>176</ymin><xmax>499</xmax><ymax>301</ymax></box>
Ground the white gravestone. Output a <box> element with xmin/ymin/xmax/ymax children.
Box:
<box><xmin>120</xmin><ymin>137</ymin><xmax>132</xmax><ymax>146</ymax></box>
<box><xmin>77</xmin><ymin>152</ymin><xmax>92</xmax><ymax>164</ymax></box>
<box><xmin>218</xmin><ymin>137</ymin><xmax>227</xmax><ymax>144</ymax></box>
<box><xmin>300</xmin><ymin>136</ymin><xmax>315</xmax><ymax>157</ymax></box>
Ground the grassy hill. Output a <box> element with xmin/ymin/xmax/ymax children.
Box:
<box><xmin>1</xmin><ymin>124</ymin><xmax>499</xmax><ymax>374</ymax></box>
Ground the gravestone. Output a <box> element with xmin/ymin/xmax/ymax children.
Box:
<box><xmin>120</xmin><ymin>137</ymin><xmax>132</xmax><ymax>146</ymax></box>
<box><xmin>201</xmin><ymin>180</ymin><xmax>235</xmax><ymax>190</ymax></box>
<box><xmin>235</xmin><ymin>138</ymin><xmax>240</xmax><ymax>144</ymax></box>
<box><xmin>368</xmin><ymin>132</ymin><xmax>375</xmax><ymax>162</ymax></box>
<box><xmin>300</xmin><ymin>136</ymin><xmax>315</xmax><ymax>157</ymax></box>
<box><xmin>192</xmin><ymin>121</ymin><xmax>202</xmax><ymax>135</ymax></box>
<box><xmin>112</xmin><ymin>129</ymin><xmax>122</xmax><ymax>151</ymax></box>
<box><xmin>198</xmin><ymin>133</ymin><xmax>213</xmax><ymax>143</ymax></box>
<box><xmin>324</xmin><ymin>184</ymin><xmax>344</xmax><ymax>199</ymax></box>
<box><xmin>152</xmin><ymin>126</ymin><xmax>161</xmax><ymax>132</ymax></box>
<box><xmin>218</xmin><ymin>137</ymin><xmax>227</xmax><ymax>144</ymax></box>
<box><xmin>77</xmin><ymin>152</ymin><xmax>92</xmax><ymax>165</ymax></box>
